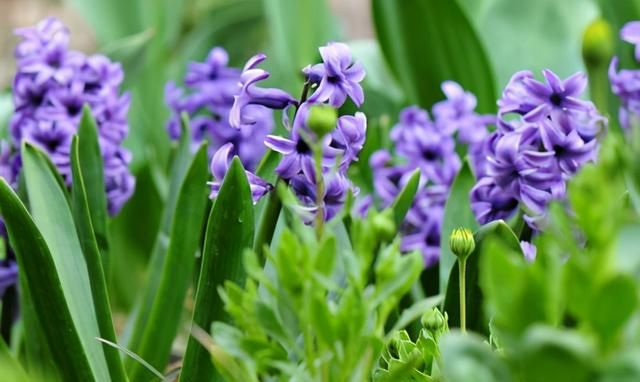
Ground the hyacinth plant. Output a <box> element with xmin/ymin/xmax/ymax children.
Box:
<box><xmin>2</xmin><ymin>1</ymin><xmax>640</xmax><ymax>382</ymax></box>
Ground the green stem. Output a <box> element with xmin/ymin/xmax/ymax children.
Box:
<box><xmin>313</xmin><ymin>147</ymin><xmax>325</xmax><ymax>239</ymax></box>
<box><xmin>253</xmin><ymin>183</ymin><xmax>282</xmax><ymax>263</ymax></box>
<box><xmin>459</xmin><ymin>258</ymin><xmax>467</xmax><ymax>333</ymax></box>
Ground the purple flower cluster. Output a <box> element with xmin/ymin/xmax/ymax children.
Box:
<box><xmin>211</xmin><ymin>42</ymin><xmax>366</xmax><ymax>220</ymax></box>
<box><xmin>609</xmin><ymin>21</ymin><xmax>640</xmax><ymax>129</ymax></box>
<box><xmin>10</xmin><ymin>17</ymin><xmax>134</xmax><ymax>215</ymax></box>
<box><xmin>471</xmin><ymin>69</ymin><xmax>606</xmax><ymax>231</ymax></box>
<box><xmin>371</xmin><ymin>82</ymin><xmax>494</xmax><ymax>266</ymax></box>
<box><xmin>165</xmin><ymin>47</ymin><xmax>274</xmax><ymax>171</ymax></box>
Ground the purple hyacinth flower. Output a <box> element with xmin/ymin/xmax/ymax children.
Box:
<box><xmin>621</xmin><ymin>21</ymin><xmax>640</xmax><ymax>61</ymax></box>
<box><xmin>289</xmin><ymin>171</ymin><xmax>354</xmax><ymax>222</ymax></box>
<box><xmin>0</xmin><ymin>141</ymin><xmax>18</xmax><ymax>187</ymax></box>
<box><xmin>470</xmin><ymin>177</ymin><xmax>519</xmax><ymax>225</ymax></box>
<box><xmin>498</xmin><ymin>70</ymin><xmax>592</xmax><ymax>126</ymax></box>
<box><xmin>370</xmin><ymin>150</ymin><xmax>415</xmax><ymax>206</ymax></box>
<box><xmin>230</xmin><ymin>53</ymin><xmax>297</xmax><ymax>129</ymax></box>
<box><xmin>539</xmin><ymin>115</ymin><xmax>597</xmax><ymax>175</ymax></box>
<box><xmin>432</xmin><ymin>81</ymin><xmax>494</xmax><ymax>143</ymax></box>
<box><xmin>12</xmin><ymin>17</ymin><xmax>135</xmax><ymax>215</ymax></box>
<box><xmin>609</xmin><ymin>57</ymin><xmax>640</xmax><ymax>129</ymax></box>
<box><xmin>400</xmin><ymin>202</ymin><xmax>444</xmax><ymax>267</ymax></box>
<box><xmin>208</xmin><ymin>143</ymin><xmax>272</xmax><ymax>203</ymax></box>
<box><xmin>331</xmin><ymin>112</ymin><xmax>367</xmax><ymax>166</ymax></box>
<box><xmin>305</xmin><ymin>42</ymin><xmax>366</xmax><ymax>108</ymax></box>
<box><xmin>185</xmin><ymin>47</ymin><xmax>240</xmax><ymax>95</ymax></box>
<box><xmin>520</xmin><ymin>241</ymin><xmax>537</xmax><ymax>262</ymax></box>
<box><xmin>390</xmin><ymin>106</ymin><xmax>432</xmax><ymax>149</ymax></box>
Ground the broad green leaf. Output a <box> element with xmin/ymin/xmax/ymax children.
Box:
<box><xmin>588</xmin><ymin>274</ymin><xmax>638</xmax><ymax>343</ymax></box>
<box><xmin>21</xmin><ymin>143</ymin><xmax>111</xmax><ymax>380</ymax></box>
<box><xmin>125</xmin><ymin>144</ymin><xmax>209</xmax><ymax>381</ymax></box>
<box><xmin>372</xmin><ymin>0</ymin><xmax>497</xmax><ymax>112</ymax></box>
<box><xmin>261</xmin><ymin>0</ymin><xmax>339</xmax><ymax>93</ymax></box>
<box><xmin>0</xmin><ymin>336</ymin><xmax>28</xmax><ymax>382</ymax></box>
<box><xmin>439</xmin><ymin>330</ymin><xmax>511</xmax><ymax>382</ymax></box>
<box><xmin>0</xmin><ymin>175</ymin><xmax>101</xmax><ymax>379</ymax></box>
<box><xmin>124</xmin><ymin>114</ymin><xmax>195</xmax><ymax>347</ymax></box>
<box><xmin>77</xmin><ymin>107</ymin><xmax>109</xmax><ymax>262</ymax></box>
<box><xmin>391</xmin><ymin>169</ymin><xmax>420</xmax><ymax>228</ymax></box>
<box><xmin>62</xmin><ymin>0</ymin><xmax>142</xmax><ymax>42</ymax></box>
<box><xmin>458</xmin><ymin>0</ymin><xmax>598</xmax><ymax>88</ymax></box>
<box><xmin>444</xmin><ymin>220</ymin><xmax>521</xmax><ymax>333</ymax></box>
<box><xmin>439</xmin><ymin>161</ymin><xmax>479</xmax><ymax>293</ymax></box>
<box><xmin>70</xmin><ymin>137</ymin><xmax>127</xmax><ymax>381</ymax></box>
<box><xmin>518</xmin><ymin>325</ymin><xmax>595</xmax><ymax>382</ymax></box>
<box><xmin>180</xmin><ymin>157</ymin><xmax>255</xmax><ymax>382</ymax></box>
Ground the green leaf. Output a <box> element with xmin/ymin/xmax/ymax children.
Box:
<box><xmin>125</xmin><ymin>144</ymin><xmax>210</xmax><ymax>381</ymax></box>
<box><xmin>124</xmin><ymin>114</ymin><xmax>195</xmax><ymax>347</ymax></box>
<box><xmin>70</xmin><ymin>137</ymin><xmax>127</xmax><ymax>381</ymax></box>
<box><xmin>62</xmin><ymin>0</ymin><xmax>142</xmax><ymax>42</ymax></box>
<box><xmin>588</xmin><ymin>274</ymin><xmax>638</xmax><ymax>343</ymax></box>
<box><xmin>77</xmin><ymin>106</ymin><xmax>109</xmax><ymax>262</ymax></box>
<box><xmin>439</xmin><ymin>330</ymin><xmax>511</xmax><ymax>382</ymax></box>
<box><xmin>391</xmin><ymin>169</ymin><xmax>420</xmax><ymax>228</ymax></box>
<box><xmin>444</xmin><ymin>220</ymin><xmax>521</xmax><ymax>333</ymax></box>
<box><xmin>180</xmin><ymin>157</ymin><xmax>255</xmax><ymax>382</ymax></box>
<box><xmin>517</xmin><ymin>325</ymin><xmax>595</xmax><ymax>382</ymax></box>
<box><xmin>387</xmin><ymin>295</ymin><xmax>443</xmax><ymax>337</ymax></box>
<box><xmin>439</xmin><ymin>161</ymin><xmax>479</xmax><ymax>293</ymax></box>
<box><xmin>0</xmin><ymin>145</ymin><xmax>109</xmax><ymax>381</ymax></box>
<box><xmin>372</xmin><ymin>0</ymin><xmax>497</xmax><ymax>112</ymax></box>
<box><xmin>0</xmin><ymin>336</ymin><xmax>28</xmax><ymax>382</ymax></box>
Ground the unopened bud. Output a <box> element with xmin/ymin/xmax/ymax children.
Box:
<box><xmin>421</xmin><ymin>307</ymin><xmax>447</xmax><ymax>332</ymax></box>
<box><xmin>449</xmin><ymin>227</ymin><xmax>475</xmax><ymax>261</ymax></box>
<box><xmin>307</xmin><ymin>104</ymin><xmax>338</xmax><ymax>138</ymax></box>
<box><xmin>372</xmin><ymin>209</ymin><xmax>396</xmax><ymax>242</ymax></box>
<box><xmin>582</xmin><ymin>19</ymin><xmax>614</xmax><ymax>67</ymax></box>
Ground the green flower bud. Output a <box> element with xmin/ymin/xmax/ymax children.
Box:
<box><xmin>307</xmin><ymin>104</ymin><xmax>338</xmax><ymax>138</ymax></box>
<box><xmin>582</xmin><ymin>19</ymin><xmax>614</xmax><ymax>67</ymax></box>
<box><xmin>372</xmin><ymin>209</ymin><xmax>396</xmax><ymax>242</ymax></box>
<box><xmin>421</xmin><ymin>307</ymin><xmax>447</xmax><ymax>332</ymax></box>
<box><xmin>449</xmin><ymin>227</ymin><xmax>475</xmax><ymax>261</ymax></box>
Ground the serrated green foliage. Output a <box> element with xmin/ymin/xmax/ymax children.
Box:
<box><xmin>372</xmin><ymin>0</ymin><xmax>496</xmax><ymax>112</ymax></box>
<box><xmin>126</xmin><ymin>144</ymin><xmax>210</xmax><ymax>381</ymax></box>
<box><xmin>180</xmin><ymin>157</ymin><xmax>255</xmax><ymax>382</ymax></box>
<box><xmin>204</xmin><ymin>207</ymin><xmax>423</xmax><ymax>381</ymax></box>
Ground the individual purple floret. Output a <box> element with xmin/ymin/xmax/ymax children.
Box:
<box><xmin>208</xmin><ymin>143</ymin><xmax>272</xmax><ymax>203</ymax></box>
<box><xmin>520</xmin><ymin>241</ymin><xmax>537</xmax><ymax>262</ymax></box>
<box><xmin>305</xmin><ymin>42</ymin><xmax>366</xmax><ymax>108</ymax></box>
<box><xmin>165</xmin><ymin>47</ymin><xmax>274</xmax><ymax>171</ymax></box>
<box><xmin>229</xmin><ymin>53</ymin><xmax>297</xmax><ymax>129</ymax></box>
<box><xmin>621</xmin><ymin>21</ymin><xmax>640</xmax><ymax>61</ymax></box>
<box><xmin>11</xmin><ymin>17</ymin><xmax>135</xmax><ymax>215</ymax></box>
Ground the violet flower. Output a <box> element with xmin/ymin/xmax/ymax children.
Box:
<box><xmin>208</xmin><ymin>143</ymin><xmax>272</xmax><ymax>203</ymax></box>
<box><xmin>520</xmin><ymin>241</ymin><xmax>537</xmax><ymax>262</ymax></box>
<box><xmin>11</xmin><ymin>17</ymin><xmax>134</xmax><ymax>215</ymax></box>
<box><xmin>621</xmin><ymin>21</ymin><xmax>640</xmax><ymax>61</ymax></box>
<box><xmin>305</xmin><ymin>42</ymin><xmax>365</xmax><ymax>108</ymax></box>
<box><xmin>229</xmin><ymin>53</ymin><xmax>297</xmax><ymax>129</ymax></box>
<box><xmin>609</xmin><ymin>21</ymin><xmax>640</xmax><ymax>130</ymax></box>
<box><xmin>165</xmin><ymin>47</ymin><xmax>273</xmax><ymax>171</ymax></box>
<box><xmin>470</xmin><ymin>177</ymin><xmax>519</xmax><ymax>225</ymax></box>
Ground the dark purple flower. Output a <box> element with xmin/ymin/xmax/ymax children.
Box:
<box><xmin>400</xmin><ymin>199</ymin><xmax>444</xmax><ymax>267</ymax></box>
<box><xmin>230</xmin><ymin>53</ymin><xmax>297</xmax><ymax>129</ymax></box>
<box><xmin>12</xmin><ymin>17</ymin><xmax>134</xmax><ymax>215</ymax></box>
<box><xmin>165</xmin><ymin>47</ymin><xmax>273</xmax><ymax>171</ymax></box>
<box><xmin>0</xmin><ymin>141</ymin><xmax>18</xmax><ymax>187</ymax></box>
<box><xmin>208</xmin><ymin>143</ymin><xmax>272</xmax><ymax>203</ymax></box>
<box><xmin>331</xmin><ymin>112</ymin><xmax>367</xmax><ymax>167</ymax></box>
<box><xmin>539</xmin><ymin>114</ymin><xmax>597</xmax><ymax>175</ymax></box>
<box><xmin>305</xmin><ymin>42</ymin><xmax>365</xmax><ymax>108</ymax></box>
<box><xmin>289</xmin><ymin>171</ymin><xmax>354</xmax><ymax>221</ymax></box>
<box><xmin>498</xmin><ymin>70</ymin><xmax>592</xmax><ymax>128</ymax></box>
<box><xmin>0</xmin><ymin>260</ymin><xmax>18</xmax><ymax>298</ymax></box>
<box><xmin>470</xmin><ymin>177</ymin><xmax>519</xmax><ymax>225</ymax></box>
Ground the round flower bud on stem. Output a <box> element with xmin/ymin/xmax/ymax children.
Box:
<box><xmin>307</xmin><ymin>104</ymin><xmax>338</xmax><ymax>138</ymax></box>
<box><xmin>372</xmin><ymin>209</ymin><xmax>396</xmax><ymax>242</ymax></box>
<box><xmin>421</xmin><ymin>307</ymin><xmax>447</xmax><ymax>333</ymax></box>
<box><xmin>449</xmin><ymin>227</ymin><xmax>475</xmax><ymax>261</ymax></box>
<box><xmin>582</xmin><ymin>19</ymin><xmax>614</xmax><ymax>67</ymax></box>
